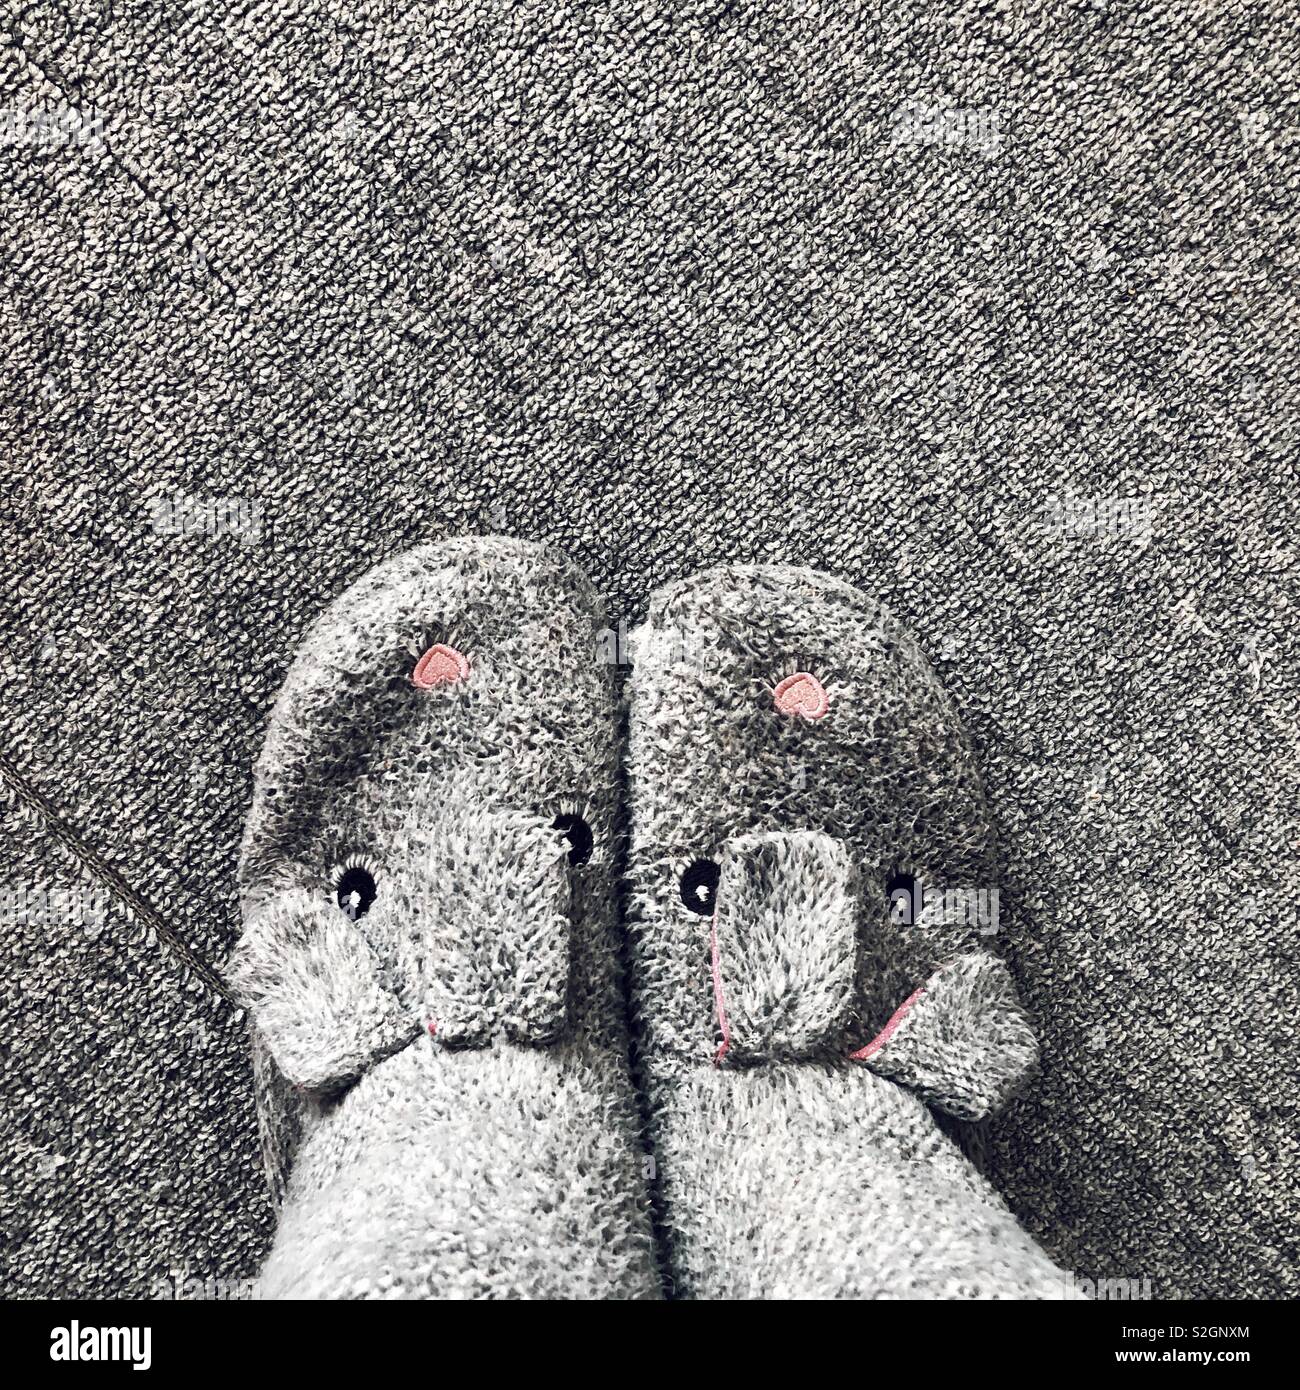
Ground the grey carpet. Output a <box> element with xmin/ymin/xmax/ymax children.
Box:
<box><xmin>2</xmin><ymin>1</ymin><xmax>1295</xmax><ymax>1298</ymax></box>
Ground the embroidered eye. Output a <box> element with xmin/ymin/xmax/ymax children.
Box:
<box><xmin>335</xmin><ymin>860</ymin><xmax>378</xmax><ymax>920</ymax></box>
<box><xmin>680</xmin><ymin>859</ymin><xmax>721</xmax><ymax>915</ymax></box>
<box><xmin>885</xmin><ymin>870</ymin><xmax>918</xmax><ymax>925</ymax></box>
<box><xmin>552</xmin><ymin>813</ymin><xmax>594</xmax><ymax>866</ymax></box>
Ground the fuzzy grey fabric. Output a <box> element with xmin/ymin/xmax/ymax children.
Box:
<box><xmin>656</xmin><ymin>1069</ymin><xmax>1075</xmax><ymax>1299</ymax></box>
<box><xmin>3</xmin><ymin>1</ymin><xmax>1294</xmax><ymax>1299</ymax></box>
<box><xmin>627</xmin><ymin>564</ymin><xmax>1073</xmax><ymax>1297</ymax></box>
<box><xmin>232</xmin><ymin>538</ymin><xmax>660</xmax><ymax>1298</ymax></box>
<box><xmin>863</xmin><ymin>951</ymin><xmax>1040</xmax><ymax>1122</ymax></box>
<box><xmin>256</xmin><ymin>1041</ymin><xmax>659</xmax><ymax>1300</ymax></box>
<box><xmin>713</xmin><ymin>831</ymin><xmax>858</xmax><ymax>1063</ymax></box>
<box><xmin>628</xmin><ymin>565</ymin><xmax>997</xmax><ymax>1064</ymax></box>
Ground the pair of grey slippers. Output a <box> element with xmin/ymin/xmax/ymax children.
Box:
<box><xmin>230</xmin><ymin>538</ymin><xmax>1073</xmax><ymax>1299</ymax></box>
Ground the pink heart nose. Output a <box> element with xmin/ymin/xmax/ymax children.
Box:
<box><xmin>774</xmin><ymin>671</ymin><xmax>829</xmax><ymax>720</ymax></box>
<box><xmin>412</xmin><ymin>643</ymin><xmax>470</xmax><ymax>690</ymax></box>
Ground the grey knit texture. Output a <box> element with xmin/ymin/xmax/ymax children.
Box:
<box><xmin>230</xmin><ymin>538</ymin><xmax>659</xmax><ymax>1297</ymax></box>
<box><xmin>2</xmin><ymin>3</ymin><xmax>1294</xmax><ymax>1298</ymax></box>
<box><xmin>627</xmin><ymin>563</ymin><xmax>1071</xmax><ymax>1296</ymax></box>
<box><xmin>713</xmin><ymin>831</ymin><xmax>859</xmax><ymax>1063</ymax></box>
<box><xmin>864</xmin><ymin>951</ymin><xmax>1041</xmax><ymax>1122</ymax></box>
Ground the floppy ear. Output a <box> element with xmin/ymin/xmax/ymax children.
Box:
<box><xmin>231</xmin><ymin>806</ymin><xmax>575</xmax><ymax>1094</ymax></box>
<box><xmin>851</xmin><ymin>952</ymin><xmax>1039</xmax><ymax>1120</ymax></box>
<box><xmin>228</xmin><ymin>887</ymin><xmax>417</xmax><ymax>1095</ymax></box>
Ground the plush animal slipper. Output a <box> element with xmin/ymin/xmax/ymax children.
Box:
<box><xmin>230</xmin><ymin>538</ymin><xmax>659</xmax><ymax>1299</ymax></box>
<box><xmin>626</xmin><ymin>563</ymin><xmax>1073</xmax><ymax>1298</ymax></box>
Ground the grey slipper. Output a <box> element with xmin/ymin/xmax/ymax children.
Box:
<box><xmin>229</xmin><ymin>538</ymin><xmax>659</xmax><ymax>1299</ymax></box>
<box><xmin>626</xmin><ymin>564</ymin><xmax>1073</xmax><ymax>1299</ymax></box>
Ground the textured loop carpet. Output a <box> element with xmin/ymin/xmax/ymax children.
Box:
<box><xmin>2</xmin><ymin>2</ymin><xmax>1295</xmax><ymax>1297</ymax></box>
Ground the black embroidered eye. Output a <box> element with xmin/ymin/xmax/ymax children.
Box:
<box><xmin>680</xmin><ymin>859</ymin><xmax>720</xmax><ymax>915</ymax></box>
<box><xmin>336</xmin><ymin>864</ymin><xmax>377</xmax><ymax>920</ymax></box>
<box><xmin>885</xmin><ymin>871</ymin><xmax>918</xmax><ymax>924</ymax></box>
<box><xmin>552</xmin><ymin>813</ymin><xmax>594</xmax><ymax>866</ymax></box>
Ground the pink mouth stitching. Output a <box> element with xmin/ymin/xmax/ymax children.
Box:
<box><xmin>774</xmin><ymin>671</ymin><xmax>830</xmax><ymax>720</ymax></box>
<box><xmin>710</xmin><ymin>912</ymin><xmax>731</xmax><ymax>1065</ymax></box>
<box><xmin>848</xmin><ymin>986</ymin><xmax>926</xmax><ymax>1061</ymax></box>
<box><xmin>412</xmin><ymin>643</ymin><xmax>470</xmax><ymax>690</ymax></box>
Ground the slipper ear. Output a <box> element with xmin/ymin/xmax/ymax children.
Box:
<box><xmin>851</xmin><ymin>952</ymin><xmax>1039</xmax><ymax>1120</ymax></box>
<box><xmin>712</xmin><ymin>832</ymin><xmax>858</xmax><ymax>1064</ymax></box>
<box><xmin>228</xmin><ymin>887</ymin><xmax>417</xmax><ymax>1095</ymax></box>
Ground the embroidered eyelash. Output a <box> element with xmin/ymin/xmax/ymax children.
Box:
<box><xmin>668</xmin><ymin>850</ymin><xmax>712</xmax><ymax>879</ymax></box>
<box><xmin>403</xmin><ymin>624</ymin><xmax>469</xmax><ymax>661</ymax></box>
<box><xmin>327</xmin><ymin>851</ymin><xmax>380</xmax><ymax>889</ymax></box>
<box><xmin>771</xmin><ymin>652</ymin><xmax>838</xmax><ymax>690</ymax></box>
<box><xmin>551</xmin><ymin>796</ymin><xmax>601</xmax><ymax>867</ymax></box>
